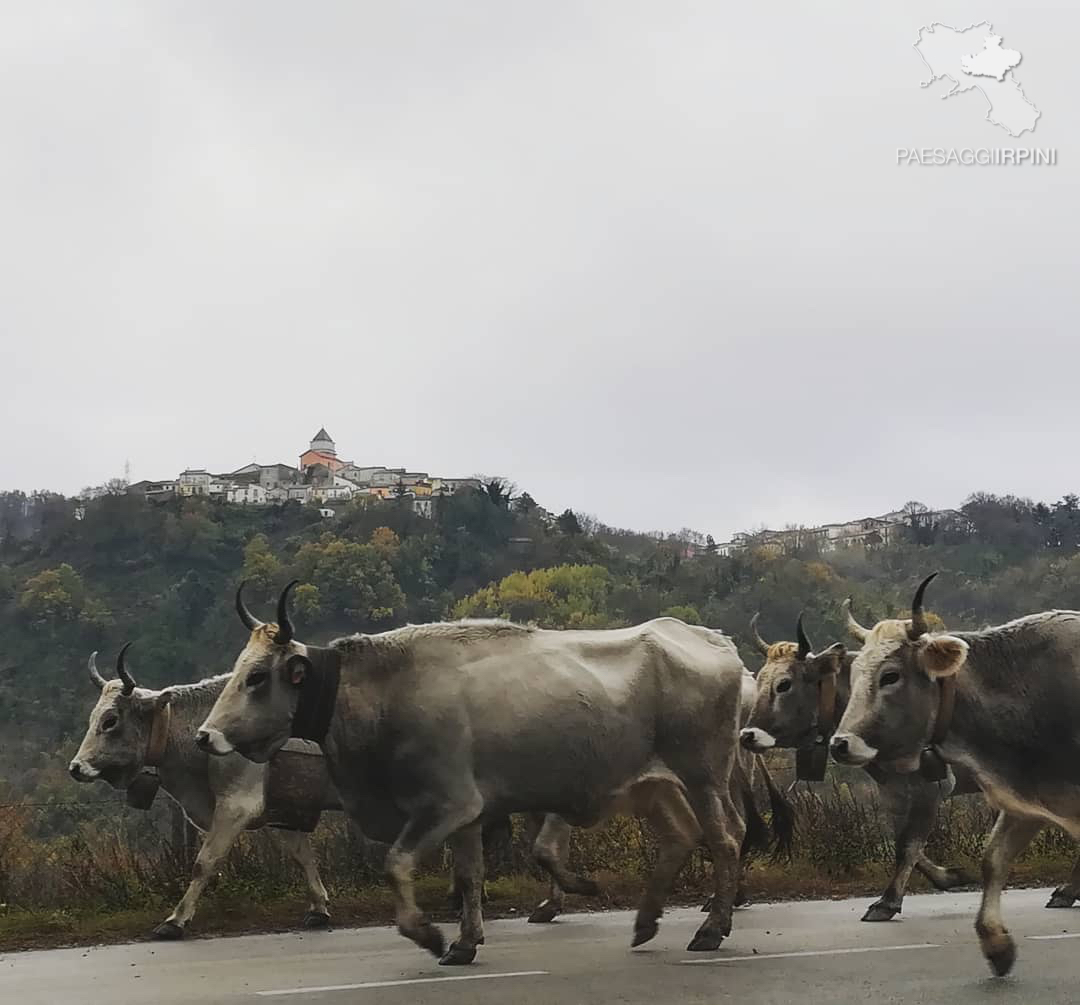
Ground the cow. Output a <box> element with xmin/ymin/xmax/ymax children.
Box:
<box><xmin>69</xmin><ymin>645</ymin><xmax>338</xmax><ymax>939</ymax></box>
<box><xmin>830</xmin><ymin>574</ymin><xmax>1080</xmax><ymax>976</ymax></box>
<box><xmin>524</xmin><ymin>738</ymin><xmax>794</xmax><ymax>924</ymax></box>
<box><xmin>196</xmin><ymin>583</ymin><xmax>754</xmax><ymax>964</ymax></box>
<box><xmin>739</xmin><ymin>610</ymin><xmax>977</xmax><ymax>921</ymax></box>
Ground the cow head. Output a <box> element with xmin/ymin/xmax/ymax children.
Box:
<box><xmin>195</xmin><ymin>581</ymin><xmax>310</xmax><ymax>763</ymax></box>
<box><xmin>831</xmin><ymin>574</ymin><xmax>967</xmax><ymax>771</ymax></box>
<box><xmin>69</xmin><ymin>645</ymin><xmax>172</xmax><ymax>788</ymax></box>
<box><xmin>740</xmin><ymin>614</ymin><xmax>847</xmax><ymax>753</ymax></box>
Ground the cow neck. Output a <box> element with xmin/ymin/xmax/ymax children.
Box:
<box><xmin>291</xmin><ymin>646</ymin><xmax>341</xmax><ymax>744</ymax></box>
<box><xmin>144</xmin><ymin>702</ymin><xmax>172</xmax><ymax>769</ymax></box>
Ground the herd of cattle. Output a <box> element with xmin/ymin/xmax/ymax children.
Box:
<box><xmin>65</xmin><ymin>573</ymin><xmax>1080</xmax><ymax>978</ymax></box>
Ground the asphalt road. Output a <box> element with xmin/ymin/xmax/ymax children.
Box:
<box><xmin>5</xmin><ymin>888</ymin><xmax>1080</xmax><ymax>1004</ymax></box>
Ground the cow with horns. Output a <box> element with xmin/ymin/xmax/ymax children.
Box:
<box><xmin>69</xmin><ymin>643</ymin><xmax>339</xmax><ymax>939</ymax></box>
<box><xmin>832</xmin><ymin>574</ymin><xmax>1080</xmax><ymax>976</ymax></box>
<box><xmin>740</xmin><ymin>609</ymin><xmax>978</xmax><ymax>921</ymax></box>
<box><xmin>197</xmin><ymin>582</ymin><xmax>762</xmax><ymax>964</ymax></box>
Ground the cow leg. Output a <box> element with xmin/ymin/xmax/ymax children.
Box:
<box><xmin>524</xmin><ymin>813</ymin><xmax>566</xmax><ymax>923</ymax></box>
<box><xmin>156</xmin><ymin>807</ymin><xmax>249</xmax><ymax>938</ymax></box>
<box><xmin>632</xmin><ymin>784</ymin><xmax>701</xmax><ymax>947</ymax></box>
<box><xmin>684</xmin><ymin>783</ymin><xmax>744</xmax><ymax>952</ymax></box>
<box><xmin>975</xmin><ymin>811</ymin><xmax>1042</xmax><ymax>977</ymax></box>
<box><xmin>1046</xmin><ymin>852</ymin><xmax>1080</xmax><ymax>908</ymax></box>
<box><xmin>916</xmin><ymin>852</ymin><xmax>976</xmax><ymax>892</ymax></box>
<box><xmin>532</xmin><ymin>814</ymin><xmax>600</xmax><ymax>898</ymax></box>
<box><xmin>384</xmin><ymin>800</ymin><xmax>482</xmax><ymax>962</ymax></box>
<box><xmin>276</xmin><ymin>830</ymin><xmax>331</xmax><ymax>928</ymax></box>
<box><xmin>444</xmin><ymin>823</ymin><xmax>485</xmax><ymax>963</ymax></box>
<box><xmin>863</xmin><ymin>775</ymin><xmax>938</xmax><ymax>922</ymax></box>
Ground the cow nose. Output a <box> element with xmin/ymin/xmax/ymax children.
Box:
<box><xmin>830</xmin><ymin>736</ymin><xmax>849</xmax><ymax>758</ymax></box>
<box><xmin>739</xmin><ymin>729</ymin><xmax>757</xmax><ymax>749</ymax></box>
<box><xmin>69</xmin><ymin>761</ymin><xmax>83</xmax><ymax>780</ymax></box>
<box><xmin>194</xmin><ymin>730</ymin><xmax>212</xmax><ymax>751</ymax></box>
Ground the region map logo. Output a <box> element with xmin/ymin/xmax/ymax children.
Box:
<box><xmin>898</xmin><ymin>21</ymin><xmax>1054</xmax><ymax>166</ymax></box>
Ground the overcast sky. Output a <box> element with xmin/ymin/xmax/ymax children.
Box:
<box><xmin>1</xmin><ymin>2</ymin><xmax>1076</xmax><ymax>540</ymax></box>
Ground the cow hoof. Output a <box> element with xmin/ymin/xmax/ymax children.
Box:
<box><xmin>302</xmin><ymin>911</ymin><xmax>331</xmax><ymax>929</ymax></box>
<box><xmin>439</xmin><ymin>942</ymin><xmax>477</xmax><ymax>966</ymax></box>
<box><xmin>631</xmin><ymin>920</ymin><xmax>659</xmax><ymax>947</ymax></box>
<box><xmin>151</xmin><ymin>921</ymin><xmax>185</xmax><ymax>940</ymax></box>
<box><xmin>686</xmin><ymin>928</ymin><xmax>725</xmax><ymax>952</ymax></box>
<box><xmin>861</xmin><ymin>902</ymin><xmax>900</xmax><ymax>922</ymax></box>
<box><xmin>944</xmin><ymin>867</ymin><xmax>978</xmax><ymax>889</ymax></box>
<box><xmin>528</xmin><ymin>900</ymin><xmax>561</xmax><ymax>924</ymax></box>
<box><xmin>1046</xmin><ymin>889</ymin><xmax>1076</xmax><ymax>909</ymax></box>
<box><xmin>405</xmin><ymin>921</ymin><xmax>446</xmax><ymax>960</ymax></box>
<box><xmin>985</xmin><ymin>937</ymin><xmax>1017</xmax><ymax>977</ymax></box>
<box><xmin>700</xmin><ymin>895</ymin><xmax>713</xmax><ymax>913</ymax></box>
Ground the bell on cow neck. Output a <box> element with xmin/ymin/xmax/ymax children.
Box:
<box><xmin>125</xmin><ymin>770</ymin><xmax>161</xmax><ymax>810</ymax></box>
<box><xmin>796</xmin><ymin>744</ymin><xmax>829</xmax><ymax>782</ymax></box>
<box><xmin>918</xmin><ymin>746</ymin><xmax>949</xmax><ymax>783</ymax></box>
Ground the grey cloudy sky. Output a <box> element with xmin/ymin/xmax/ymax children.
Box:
<box><xmin>1</xmin><ymin>2</ymin><xmax>1076</xmax><ymax>540</ymax></box>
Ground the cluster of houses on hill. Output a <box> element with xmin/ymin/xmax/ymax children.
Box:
<box><xmin>125</xmin><ymin>429</ymin><xmax>482</xmax><ymax>518</ymax></box>
<box><xmin>711</xmin><ymin>506</ymin><xmax>973</xmax><ymax>557</ymax></box>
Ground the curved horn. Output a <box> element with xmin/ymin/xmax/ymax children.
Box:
<box><xmin>87</xmin><ymin>651</ymin><xmax>107</xmax><ymax>691</ymax></box>
<box><xmin>235</xmin><ymin>581</ymin><xmax>260</xmax><ymax>632</ymax></box>
<box><xmin>749</xmin><ymin>612</ymin><xmax>770</xmax><ymax>656</ymax></box>
<box><xmin>908</xmin><ymin>572</ymin><xmax>938</xmax><ymax>640</ymax></box>
<box><xmin>274</xmin><ymin>580</ymin><xmax>300</xmax><ymax>645</ymax></box>
<box><xmin>841</xmin><ymin>597</ymin><xmax>869</xmax><ymax>642</ymax></box>
<box><xmin>116</xmin><ymin>642</ymin><xmax>137</xmax><ymax>695</ymax></box>
<box><xmin>796</xmin><ymin>612</ymin><xmax>812</xmax><ymax>660</ymax></box>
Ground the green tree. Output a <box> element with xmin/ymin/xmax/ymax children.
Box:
<box><xmin>18</xmin><ymin>564</ymin><xmax>88</xmax><ymax>627</ymax></box>
<box><xmin>660</xmin><ymin>604</ymin><xmax>702</xmax><ymax>625</ymax></box>
<box><xmin>242</xmin><ymin>534</ymin><xmax>283</xmax><ymax>594</ymax></box>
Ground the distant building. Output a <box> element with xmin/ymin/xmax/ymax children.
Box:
<box><xmin>128</xmin><ymin>479</ymin><xmax>177</xmax><ymax>501</ymax></box>
<box><xmin>227</xmin><ymin>483</ymin><xmax>268</xmax><ymax>505</ymax></box>
<box><xmin>230</xmin><ymin>463</ymin><xmax>301</xmax><ymax>489</ymax></box>
<box><xmin>299</xmin><ymin>428</ymin><xmax>345</xmax><ymax>473</ymax></box>
<box><xmin>178</xmin><ymin>470</ymin><xmax>212</xmax><ymax>497</ymax></box>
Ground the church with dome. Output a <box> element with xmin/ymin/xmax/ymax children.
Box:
<box><xmin>299</xmin><ymin>428</ymin><xmax>346</xmax><ymax>473</ymax></box>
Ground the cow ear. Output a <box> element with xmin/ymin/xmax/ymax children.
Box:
<box><xmin>285</xmin><ymin>654</ymin><xmax>311</xmax><ymax>686</ymax></box>
<box><xmin>917</xmin><ymin>635</ymin><xmax>968</xmax><ymax>679</ymax></box>
<box><xmin>806</xmin><ymin>643</ymin><xmax>845</xmax><ymax>680</ymax></box>
<box><xmin>153</xmin><ymin>691</ymin><xmax>172</xmax><ymax>711</ymax></box>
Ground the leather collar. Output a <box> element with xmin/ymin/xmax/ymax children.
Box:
<box><xmin>795</xmin><ymin>675</ymin><xmax>838</xmax><ymax>782</ymax></box>
<box><xmin>145</xmin><ymin>703</ymin><xmax>171</xmax><ymax>768</ymax></box>
<box><xmin>291</xmin><ymin>648</ymin><xmax>341</xmax><ymax>744</ymax></box>
<box><xmin>919</xmin><ymin>676</ymin><xmax>956</xmax><ymax>782</ymax></box>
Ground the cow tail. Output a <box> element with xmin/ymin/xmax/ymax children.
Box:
<box><xmin>758</xmin><ymin>756</ymin><xmax>796</xmax><ymax>862</ymax></box>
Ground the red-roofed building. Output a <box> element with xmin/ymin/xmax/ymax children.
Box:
<box><xmin>299</xmin><ymin>427</ymin><xmax>345</xmax><ymax>473</ymax></box>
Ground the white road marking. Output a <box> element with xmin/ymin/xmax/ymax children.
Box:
<box><xmin>682</xmin><ymin>943</ymin><xmax>940</xmax><ymax>965</ymax></box>
<box><xmin>1028</xmin><ymin>933</ymin><xmax>1080</xmax><ymax>941</ymax></box>
<box><xmin>255</xmin><ymin>970</ymin><xmax>550</xmax><ymax>996</ymax></box>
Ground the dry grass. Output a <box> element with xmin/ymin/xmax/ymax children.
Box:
<box><xmin>1</xmin><ymin>779</ymin><xmax>1076</xmax><ymax>953</ymax></box>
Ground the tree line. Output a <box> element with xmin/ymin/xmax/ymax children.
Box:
<box><xmin>3</xmin><ymin>483</ymin><xmax>1080</xmax><ymax>809</ymax></box>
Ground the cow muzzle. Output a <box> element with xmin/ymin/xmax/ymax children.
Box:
<box><xmin>829</xmin><ymin>732</ymin><xmax>878</xmax><ymax>765</ymax></box>
<box><xmin>194</xmin><ymin>727</ymin><xmax>234</xmax><ymax>756</ymax></box>
<box><xmin>740</xmin><ymin>727</ymin><xmax>776</xmax><ymax>752</ymax></box>
<box><xmin>69</xmin><ymin>760</ymin><xmax>99</xmax><ymax>782</ymax></box>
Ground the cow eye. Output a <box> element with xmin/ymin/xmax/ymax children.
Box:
<box><xmin>775</xmin><ymin>679</ymin><xmax>792</xmax><ymax>694</ymax></box>
<box><xmin>101</xmin><ymin>714</ymin><xmax>119</xmax><ymax>732</ymax></box>
<box><xmin>880</xmin><ymin>670</ymin><xmax>901</xmax><ymax>687</ymax></box>
<box><xmin>246</xmin><ymin>669</ymin><xmax>270</xmax><ymax>689</ymax></box>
